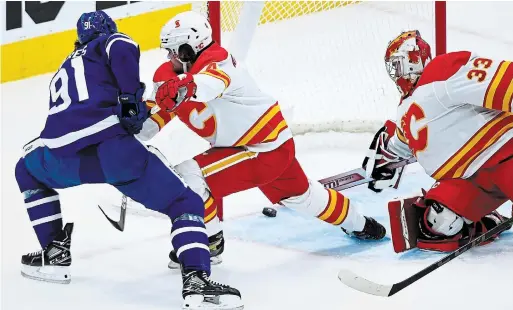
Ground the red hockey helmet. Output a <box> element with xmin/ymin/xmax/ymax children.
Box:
<box><xmin>385</xmin><ymin>30</ymin><xmax>432</xmax><ymax>97</ymax></box>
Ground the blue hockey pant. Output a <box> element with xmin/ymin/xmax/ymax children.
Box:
<box><xmin>15</xmin><ymin>135</ymin><xmax>210</xmax><ymax>273</ymax></box>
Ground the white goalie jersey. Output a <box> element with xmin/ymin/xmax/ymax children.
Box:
<box><xmin>389</xmin><ymin>51</ymin><xmax>513</xmax><ymax>180</ymax></box>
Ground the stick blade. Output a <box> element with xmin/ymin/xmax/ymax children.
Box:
<box><xmin>337</xmin><ymin>269</ymin><xmax>392</xmax><ymax>297</ymax></box>
<box><xmin>98</xmin><ymin>205</ymin><xmax>124</xmax><ymax>232</ymax></box>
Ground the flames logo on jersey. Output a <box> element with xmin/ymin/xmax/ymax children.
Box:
<box><xmin>401</xmin><ymin>103</ymin><xmax>428</xmax><ymax>156</ymax></box>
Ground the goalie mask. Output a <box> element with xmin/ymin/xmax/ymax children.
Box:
<box><xmin>160</xmin><ymin>11</ymin><xmax>213</xmax><ymax>71</ymax></box>
<box><xmin>385</xmin><ymin>30</ymin><xmax>432</xmax><ymax>98</ymax></box>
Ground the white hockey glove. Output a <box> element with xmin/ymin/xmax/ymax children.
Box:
<box><xmin>362</xmin><ymin>120</ymin><xmax>406</xmax><ymax>193</ymax></box>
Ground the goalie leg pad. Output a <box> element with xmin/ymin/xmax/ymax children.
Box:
<box><xmin>388</xmin><ymin>195</ymin><xmax>424</xmax><ymax>253</ymax></box>
<box><xmin>388</xmin><ymin>195</ymin><xmax>467</xmax><ymax>253</ymax></box>
<box><xmin>389</xmin><ymin>179</ymin><xmax>510</xmax><ymax>253</ymax></box>
<box><xmin>425</xmin><ymin>178</ymin><xmax>506</xmax><ymax>222</ymax></box>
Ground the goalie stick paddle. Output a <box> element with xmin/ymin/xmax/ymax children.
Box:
<box><xmin>98</xmin><ymin>194</ymin><xmax>127</xmax><ymax>232</ymax></box>
<box><xmin>337</xmin><ymin>215</ymin><xmax>513</xmax><ymax>297</ymax></box>
<box><xmin>262</xmin><ymin>157</ymin><xmax>417</xmax><ymax>216</ymax></box>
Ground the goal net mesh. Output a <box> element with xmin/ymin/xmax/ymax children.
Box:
<box><xmin>194</xmin><ymin>1</ymin><xmax>437</xmax><ymax>134</ymax></box>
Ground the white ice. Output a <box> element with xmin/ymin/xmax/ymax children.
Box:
<box><xmin>2</xmin><ymin>2</ymin><xmax>513</xmax><ymax>310</ymax></box>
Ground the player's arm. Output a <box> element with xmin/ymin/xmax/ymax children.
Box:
<box><xmin>362</xmin><ymin>120</ymin><xmax>411</xmax><ymax>193</ymax></box>
<box><xmin>106</xmin><ymin>33</ymin><xmax>141</xmax><ymax>93</ymax></box>
<box><xmin>388</xmin><ymin>127</ymin><xmax>413</xmax><ymax>159</ymax></box>
<box><xmin>106</xmin><ymin>33</ymin><xmax>148</xmax><ymax>134</ymax></box>
<box><xmin>155</xmin><ymin>62</ymin><xmax>230</xmax><ymax>111</ymax></box>
<box><xmin>193</xmin><ymin>64</ymin><xmax>231</xmax><ymax>102</ymax></box>
<box><xmin>136</xmin><ymin>100</ymin><xmax>176</xmax><ymax>141</ymax></box>
<box><xmin>136</xmin><ymin>63</ymin><xmax>178</xmax><ymax>141</ymax></box>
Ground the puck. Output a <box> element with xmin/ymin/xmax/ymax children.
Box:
<box><xmin>262</xmin><ymin>207</ymin><xmax>277</xmax><ymax>217</ymax></box>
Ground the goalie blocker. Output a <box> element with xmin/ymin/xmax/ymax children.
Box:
<box><xmin>388</xmin><ymin>183</ymin><xmax>511</xmax><ymax>253</ymax></box>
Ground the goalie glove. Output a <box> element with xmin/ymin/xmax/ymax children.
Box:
<box><xmin>155</xmin><ymin>73</ymin><xmax>197</xmax><ymax>112</ymax></box>
<box><xmin>362</xmin><ymin>120</ymin><xmax>406</xmax><ymax>193</ymax></box>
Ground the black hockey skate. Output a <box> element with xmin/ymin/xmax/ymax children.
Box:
<box><xmin>182</xmin><ymin>268</ymin><xmax>243</xmax><ymax>310</ymax></box>
<box><xmin>342</xmin><ymin>216</ymin><xmax>386</xmax><ymax>240</ymax></box>
<box><xmin>21</xmin><ymin>223</ymin><xmax>73</xmax><ymax>284</ymax></box>
<box><xmin>169</xmin><ymin>230</ymin><xmax>224</xmax><ymax>269</ymax></box>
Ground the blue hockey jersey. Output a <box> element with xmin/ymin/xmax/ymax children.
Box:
<box><xmin>39</xmin><ymin>33</ymin><xmax>141</xmax><ymax>155</ymax></box>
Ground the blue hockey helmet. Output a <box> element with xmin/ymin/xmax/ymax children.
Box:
<box><xmin>76</xmin><ymin>10</ymin><xmax>117</xmax><ymax>45</ymax></box>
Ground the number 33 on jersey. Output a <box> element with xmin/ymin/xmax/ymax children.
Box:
<box><xmin>393</xmin><ymin>51</ymin><xmax>513</xmax><ymax>180</ymax></box>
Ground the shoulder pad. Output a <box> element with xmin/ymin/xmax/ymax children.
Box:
<box><xmin>416</xmin><ymin>51</ymin><xmax>472</xmax><ymax>88</ymax></box>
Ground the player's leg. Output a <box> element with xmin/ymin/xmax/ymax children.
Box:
<box><xmin>15</xmin><ymin>157</ymin><xmax>72</xmax><ymax>283</ymax></box>
<box><xmin>388</xmin><ymin>178</ymin><xmax>509</xmax><ymax>253</ymax></box>
<box><xmin>398</xmin><ymin>140</ymin><xmax>513</xmax><ymax>253</ymax></box>
<box><xmin>168</xmin><ymin>159</ymin><xmax>224</xmax><ymax>269</ymax></box>
<box><xmin>15</xmin><ymin>139</ymin><xmax>84</xmax><ymax>284</ymax></box>
<box><xmin>259</xmin><ymin>156</ymin><xmax>386</xmax><ymax>240</ymax></box>
<box><xmin>485</xmin><ymin>138</ymin><xmax>513</xmax><ymax>203</ymax></box>
<box><xmin>169</xmin><ymin>142</ymin><xmax>296</xmax><ymax>267</ymax></box>
<box><xmin>96</xmin><ymin>136</ymin><xmax>242</xmax><ymax>308</ymax></box>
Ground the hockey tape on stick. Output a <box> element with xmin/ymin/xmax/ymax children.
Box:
<box><xmin>337</xmin><ymin>216</ymin><xmax>513</xmax><ymax>297</ymax></box>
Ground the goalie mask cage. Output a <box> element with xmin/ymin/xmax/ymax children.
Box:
<box><xmin>194</xmin><ymin>1</ymin><xmax>447</xmax><ymax>134</ymax></box>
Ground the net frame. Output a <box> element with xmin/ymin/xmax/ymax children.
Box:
<box><xmin>200</xmin><ymin>1</ymin><xmax>448</xmax><ymax>135</ymax></box>
<box><xmin>206</xmin><ymin>1</ymin><xmax>447</xmax><ymax>56</ymax></box>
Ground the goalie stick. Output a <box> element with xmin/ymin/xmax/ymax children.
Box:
<box><xmin>337</xmin><ymin>215</ymin><xmax>513</xmax><ymax>297</ymax></box>
<box><xmin>98</xmin><ymin>194</ymin><xmax>127</xmax><ymax>231</ymax></box>
<box><xmin>319</xmin><ymin>156</ymin><xmax>417</xmax><ymax>191</ymax></box>
<box><xmin>262</xmin><ymin>156</ymin><xmax>418</xmax><ymax>216</ymax></box>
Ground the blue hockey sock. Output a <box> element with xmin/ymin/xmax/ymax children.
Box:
<box><xmin>169</xmin><ymin>189</ymin><xmax>211</xmax><ymax>275</ymax></box>
<box><xmin>15</xmin><ymin>159</ymin><xmax>63</xmax><ymax>248</ymax></box>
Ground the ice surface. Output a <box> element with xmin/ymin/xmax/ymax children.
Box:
<box><xmin>2</xmin><ymin>129</ymin><xmax>512</xmax><ymax>310</ymax></box>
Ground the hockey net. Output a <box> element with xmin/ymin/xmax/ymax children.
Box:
<box><xmin>193</xmin><ymin>1</ymin><xmax>445</xmax><ymax>134</ymax></box>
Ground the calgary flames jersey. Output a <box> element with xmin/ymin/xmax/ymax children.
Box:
<box><xmin>389</xmin><ymin>51</ymin><xmax>513</xmax><ymax>180</ymax></box>
<box><xmin>139</xmin><ymin>43</ymin><xmax>292</xmax><ymax>152</ymax></box>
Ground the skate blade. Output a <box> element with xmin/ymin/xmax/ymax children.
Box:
<box><xmin>168</xmin><ymin>256</ymin><xmax>223</xmax><ymax>270</ymax></box>
<box><xmin>21</xmin><ymin>264</ymin><xmax>71</xmax><ymax>284</ymax></box>
<box><xmin>183</xmin><ymin>294</ymin><xmax>243</xmax><ymax>310</ymax></box>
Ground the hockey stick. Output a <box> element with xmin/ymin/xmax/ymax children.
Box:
<box><xmin>319</xmin><ymin>157</ymin><xmax>417</xmax><ymax>192</ymax></box>
<box><xmin>262</xmin><ymin>157</ymin><xmax>417</xmax><ymax>216</ymax></box>
<box><xmin>98</xmin><ymin>194</ymin><xmax>127</xmax><ymax>232</ymax></box>
<box><xmin>337</xmin><ymin>216</ymin><xmax>513</xmax><ymax>297</ymax></box>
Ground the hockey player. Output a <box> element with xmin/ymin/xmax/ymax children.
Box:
<box><xmin>136</xmin><ymin>11</ymin><xmax>387</xmax><ymax>268</ymax></box>
<box><xmin>15</xmin><ymin>11</ymin><xmax>242</xmax><ymax>310</ymax></box>
<box><xmin>363</xmin><ymin>30</ymin><xmax>512</xmax><ymax>253</ymax></box>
